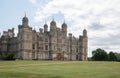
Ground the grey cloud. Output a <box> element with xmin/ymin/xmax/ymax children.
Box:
<box><xmin>91</xmin><ymin>32</ymin><xmax>120</xmax><ymax>46</ymax></box>
<box><xmin>89</xmin><ymin>22</ymin><xmax>105</xmax><ymax>30</ymax></box>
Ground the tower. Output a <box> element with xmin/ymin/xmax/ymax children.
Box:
<box><xmin>22</xmin><ymin>13</ymin><xmax>28</xmax><ymax>26</ymax></box>
<box><xmin>50</xmin><ymin>18</ymin><xmax>57</xmax><ymax>33</ymax></box>
<box><xmin>78</xmin><ymin>28</ymin><xmax>88</xmax><ymax>61</ymax></box>
<box><xmin>62</xmin><ymin>20</ymin><xmax>67</xmax><ymax>37</ymax></box>
<box><xmin>82</xmin><ymin>29</ymin><xmax>88</xmax><ymax>61</ymax></box>
<box><xmin>49</xmin><ymin>18</ymin><xmax>57</xmax><ymax>59</ymax></box>
<box><xmin>83</xmin><ymin>29</ymin><xmax>87</xmax><ymax>37</ymax></box>
<box><xmin>69</xmin><ymin>33</ymin><xmax>72</xmax><ymax>60</ymax></box>
<box><xmin>44</xmin><ymin>23</ymin><xmax>48</xmax><ymax>32</ymax></box>
<box><xmin>17</xmin><ymin>14</ymin><xmax>33</xmax><ymax>60</ymax></box>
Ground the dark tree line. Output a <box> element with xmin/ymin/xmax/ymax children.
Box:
<box><xmin>91</xmin><ymin>48</ymin><xmax>120</xmax><ymax>61</ymax></box>
<box><xmin>0</xmin><ymin>52</ymin><xmax>15</xmax><ymax>60</ymax></box>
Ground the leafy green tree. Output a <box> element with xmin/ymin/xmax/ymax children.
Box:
<box><xmin>92</xmin><ymin>48</ymin><xmax>108</xmax><ymax>61</ymax></box>
<box><xmin>0</xmin><ymin>52</ymin><xmax>15</xmax><ymax>60</ymax></box>
<box><xmin>5</xmin><ymin>52</ymin><xmax>15</xmax><ymax>60</ymax></box>
<box><xmin>114</xmin><ymin>53</ymin><xmax>120</xmax><ymax>62</ymax></box>
<box><xmin>108</xmin><ymin>51</ymin><xmax>117</xmax><ymax>61</ymax></box>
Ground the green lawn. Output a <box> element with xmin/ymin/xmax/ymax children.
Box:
<box><xmin>0</xmin><ymin>61</ymin><xmax>120</xmax><ymax>78</ymax></box>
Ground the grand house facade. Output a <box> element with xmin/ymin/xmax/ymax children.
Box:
<box><xmin>0</xmin><ymin>15</ymin><xmax>88</xmax><ymax>61</ymax></box>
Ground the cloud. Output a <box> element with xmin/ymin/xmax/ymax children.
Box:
<box><xmin>29</xmin><ymin>0</ymin><xmax>38</xmax><ymax>4</ymax></box>
<box><xmin>32</xmin><ymin>0</ymin><xmax>120</xmax><ymax>56</ymax></box>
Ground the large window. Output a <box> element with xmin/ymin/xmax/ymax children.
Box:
<box><xmin>45</xmin><ymin>45</ymin><xmax>48</xmax><ymax>50</ymax></box>
<box><xmin>32</xmin><ymin>44</ymin><xmax>35</xmax><ymax>49</ymax></box>
<box><xmin>45</xmin><ymin>38</ymin><xmax>48</xmax><ymax>42</ymax></box>
<box><xmin>39</xmin><ymin>37</ymin><xmax>43</xmax><ymax>41</ymax></box>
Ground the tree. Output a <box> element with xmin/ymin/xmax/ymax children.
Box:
<box><xmin>114</xmin><ymin>53</ymin><xmax>120</xmax><ymax>62</ymax></box>
<box><xmin>5</xmin><ymin>52</ymin><xmax>15</xmax><ymax>60</ymax></box>
<box><xmin>108</xmin><ymin>51</ymin><xmax>117</xmax><ymax>61</ymax></box>
<box><xmin>0</xmin><ymin>52</ymin><xmax>15</xmax><ymax>60</ymax></box>
<box><xmin>92</xmin><ymin>48</ymin><xmax>108</xmax><ymax>61</ymax></box>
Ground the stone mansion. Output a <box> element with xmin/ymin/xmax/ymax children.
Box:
<box><xmin>0</xmin><ymin>15</ymin><xmax>88</xmax><ymax>61</ymax></box>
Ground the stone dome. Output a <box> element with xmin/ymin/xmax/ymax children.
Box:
<box><xmin>22</xmin><ymin>16</ymin><xmax>28</xmax><ymax>22</ymax></box>
<box><xmin>62</xmin><ymin>22</ymin><xmax>67</xmax><ymax>28</ymax></box>
<box><xmin>50</xmin><ymin>19</ymin><xmax>56</xmax><ymax>26</ymax></box>
<box><xmin>44</xmin><ymin>23</ymin><xmax>48</xmax><ymax>27</ymax></box>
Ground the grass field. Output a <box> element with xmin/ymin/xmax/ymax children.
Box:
<box><xmin>0</xmin><ymin>61</ymin><xmax>120</xmax><ymax>78</ymax></box>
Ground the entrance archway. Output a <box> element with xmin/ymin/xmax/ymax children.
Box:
<box><xmin>57</xmin><ymin>53</ymin><xmax>62</xmax><ymax>60</ymax></box>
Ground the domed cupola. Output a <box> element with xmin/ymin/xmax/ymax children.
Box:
<box><xmin>44</xmin><ymin>23</ymin><xmax>48</xmax><ymax>32</ymax></box>
<box><xmin>62</xmin><ymin>20</ymin><xmax>67</xmax><ymax>31</ymax></box>
<box><xmin>62</xmin><ymin>21</ymin><xmax>67</xmax><ymax>28</ymax></box>
<box><xmin>22</xmin><ymin>13</ymin><xmax>28</xmax><ymax>26</ymax></box>
<box><xmin>83</xmin><ymin>29</ymin><xmax>87</xmax><ymax>37</ymax></box>
<box><xmin>44</xmin><ymin>23</ymin><xmax>48</xmax><ymax>28</ymax></box>
<box><xmin>62</xmin><ymin>20</ymin><xmax>67</xmax><ymax>37</ymax></box>
<box><xmin>50</xmin><ymin>18</ymin><xmax>57</xmax><ymax>31</ymax></box>
<box><xmin>50</xmin><ymin>19</ymin><xmax>56</xmax><ymax>26</ymax></box>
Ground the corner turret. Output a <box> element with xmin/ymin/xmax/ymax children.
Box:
<box><xmin>83</xmin><ymin>28</ymin><xmax>87</xmax><ymax>37</ymax></box>
<box><xmin>22</xmin><ymin>13</ymin><xmax>28</xmax><ymax>26</ymax></box>
<box><xmin>44</xmin><ymin>22</ymin><xmax>48</xmax><ymax>32</ymax></box>
<box><xmin>50</xmin><ymin>18</ymin><xmax>56</xmax><ymax>31</ymax></box>
<box><xmin>62</xmin><ymin>20</ymin><xmax>67</xmax><ymax>37</ymax></box>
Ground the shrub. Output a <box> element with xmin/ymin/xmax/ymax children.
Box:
<box><xmin>0</xmin><ymin>52</ymin><xmax>15</xmax><ymax>60</ymax></box>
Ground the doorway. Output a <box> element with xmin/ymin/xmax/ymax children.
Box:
<box><xmin>57</xmin><ymin>53</ymin><xmax>62</xmax><ymax>60</ymax></box>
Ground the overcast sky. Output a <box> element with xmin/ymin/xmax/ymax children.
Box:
<box><xmin>0</xmin><ymin>0</ymin><xmax>120</xmax><ymax>57</ymax></box>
